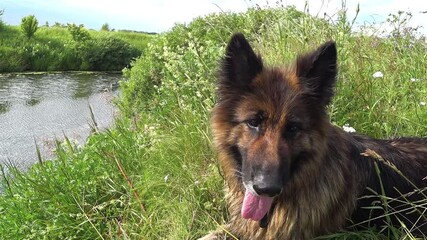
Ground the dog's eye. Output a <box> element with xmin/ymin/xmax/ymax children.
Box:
<box><xmin>288</xmin><ymin>125</ymin><xmax>299</xmax><ymax>132</ymax></box>
<box><xmin>246</xmin><ymin>117</ymin><xmax>262</xmax><ymax>129</ymax></box>
<box><xmin>284</xmin><ymin>122</ymin><xmax>301</xmax><ymax>138</ymax></box>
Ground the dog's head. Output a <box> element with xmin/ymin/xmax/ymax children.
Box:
<box><xmin>212</xmin><ymin>33</ymin><xmax>337</xmax><ymax>222</ymax></box>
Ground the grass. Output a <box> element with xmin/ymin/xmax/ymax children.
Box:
<box><xmin>0</xmin><ymin>4</ymin><xmax>426</xmax><ymax>240</ymax></box>
<box><xmin>108</xmin><ymin>30</ymin><xmax>155</xmax><ymax>52</ymax></box>
<box><xmin>0</xmin><ymin>24</ymin><xmax>154</xmax><ymax>72</ymax></box>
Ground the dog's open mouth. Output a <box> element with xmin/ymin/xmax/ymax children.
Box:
<box><xmin>241</xmin><ymin>190</ymin><xmax>274</xmax><ymax>221</ymax></box>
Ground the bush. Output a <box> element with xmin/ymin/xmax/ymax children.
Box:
<box><xmin>20</xmin><ymin>15</ymin><xmax>38</xmax><ymax>39</ymax></box>
<box><xmin>120</xmin><ymin>8</ymin><xmax>295</xmax><ymax>115</ymax></box>
<box><xmin>82</xmin><ymin>36</ymin><xmax>140</xmax><ymax>71</ymax></box>
<box><xmin>56</xmin><ymin>40</ymin><xmax>83</xmax><ymax>70</ymax></box>
<box><xmin>101</xmin><ymin>23</ymin><xmax>110</xmax><ymax>31</ymax></box>
<box><xmin>67</xmin><ymin>23</ymin><xmax>91</xmax><ymax>42</ymax></box>
<box><xmin>0</xmin><ymin>46</ymin><xmax>23</xmax><ymax>71</ymax></box>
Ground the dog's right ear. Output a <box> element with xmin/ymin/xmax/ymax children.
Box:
<box><xmin>220</xmin><ymin>33</ymin><xmax>263</xmax><ymax>90</ymax></box>
<box><xmin>296</xmin><ymin>41</ymin><xmax>337</xmax><ymax>105</ymax></box>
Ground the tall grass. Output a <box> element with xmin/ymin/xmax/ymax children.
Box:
<box><xmin>0</xmin><ymin>5</ymin><xmax>426</xmax><ymax>239</ymax></box>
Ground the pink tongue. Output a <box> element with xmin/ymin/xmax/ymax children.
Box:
<box><xmin>241</xmin><ymin>190</ymin><xmax>274</xmax><ymax>221</ymax></box>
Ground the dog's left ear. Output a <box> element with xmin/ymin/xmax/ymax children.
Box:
<box><xmin>220</xmin><ymin>33</ymin><xmax>263</xmax><ymax>90</ymax></box>
<box><xmin>296</xmin><ymin>41</ymin><xmax>337</xmax><ymax>105</ymax></box>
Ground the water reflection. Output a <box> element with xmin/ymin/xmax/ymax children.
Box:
<box><xmin>0</xmin><ymin>72</ymin><xmax>121</xmax><ymax>167</ymax></box>
<box><xmin>0</xmin><ymin>102</ymin><xmax>10</xmax><ymax>114</ymax></box>
<box><xmin>26</xmin><ymin>98</ymin><xmax>41</xmax><ymax>106</ymax></box>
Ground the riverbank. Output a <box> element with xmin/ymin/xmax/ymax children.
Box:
<box><xmin>1</xmin><ymin>6</ymin><xmax>426</xmax><ymax>239</ymax></box>
<box><xmin>0</xmin><ymin>24</ymin><xmax>154</xmax><ymax>72</ymax></box>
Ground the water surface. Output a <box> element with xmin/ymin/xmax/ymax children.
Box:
<box><xmin>0</xmin><ymin>72</ymin><xmax>121</xmax><ymax>168</ymax></box>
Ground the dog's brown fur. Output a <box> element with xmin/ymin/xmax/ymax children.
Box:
<box><xmin>204</xmin><ymin>33</ymin><xmax>427</xmax><ymax>239</ymax></box>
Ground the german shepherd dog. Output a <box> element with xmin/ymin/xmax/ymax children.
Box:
<box><xmin>203</xmin><ymin>33</ymin><xmax>427</xmax><ymax>239</ymax></box>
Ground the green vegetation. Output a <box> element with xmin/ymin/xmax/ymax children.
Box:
<box><xmin>67</xmin><ymin>23</ymin><xmax>91</xmax><ymax>42</ymax></box>
<box><xmin>20</xmin><ymin>15</ymin><xmax>38</xmax><ymax>39</ymax></box>
<box><xmin>0</xmin><ymin>9</ymin><xmax>4</xmax><ymax>31</ymax></box>
<box><xmin>101</xmin><ymin>23</ymin><xmax>110</xmax><ymax>31</ymax></box>
<box><xmin>1</xmin><ymin>5</ymin><xmax>426</xmax><ymax>240</ymax></box>
<box><xmin>0</xmin><ymin>21</ymin><xmax>154</xmax><ymax>72</ymax></box>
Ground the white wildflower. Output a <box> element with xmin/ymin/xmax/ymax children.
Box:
<box><xmin>196</xmin><ymin>91</ymin><xmax>202</xmax><ymax>98</ymax></box>
<box><xmin>372</xmin><ymin>71</ymin><xmax>384</xmax><ymax>78</ymax></box>
<box><xmin>343</xmin><ymin>123</ymin><xmax>356</xmax><ymax>133</ymax></box>
<box><xmin>410</xmin><ymin>78</ymin><xmax>421</xmax><ymax>82</ymax></box>
<box><xmin>164</xmin><ymin>174</ymin><xmax>169</xmax><ymax>182</ymax></box>
<box><xmin>420</xmin><ymin>102</ymin><xmax>426</xmax><ymax>106</ymax></box>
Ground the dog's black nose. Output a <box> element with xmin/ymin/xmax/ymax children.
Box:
<box><xmin>253</xmin><ymin>184</ymin><xmax>282</xmax><ymax>197</ymax></box>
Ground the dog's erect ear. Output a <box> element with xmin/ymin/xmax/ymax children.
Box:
<box><xmin>220</xmin><ymin>33</ymin><xmax>263</xmax><ymax>89</ymax></box>
<box><xmin>296</xmin><ymin>41</ymin><xmax>337</xmax><ymax>105</ymax></box>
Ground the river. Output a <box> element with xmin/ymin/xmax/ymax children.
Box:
<box><xmin>0</xmin><ymin>72</ymin><xmax>121</xmax><ymax>168</ymax></box>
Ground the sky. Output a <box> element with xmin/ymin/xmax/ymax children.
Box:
<box><xmin>0</xmin><ymin>0</ymin><xmax>426</xmax><ymax>35</ymax></box>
